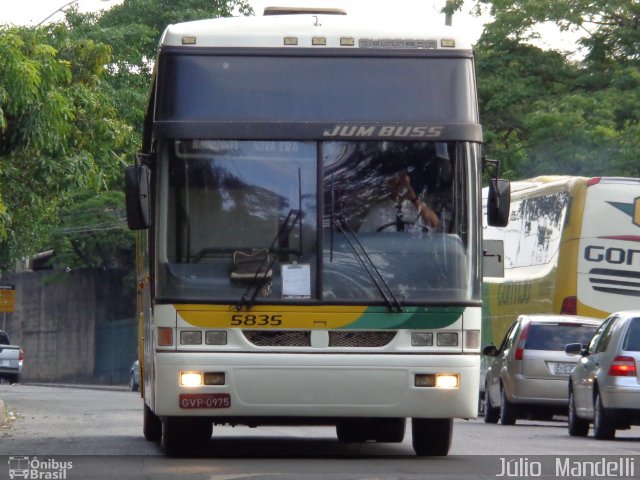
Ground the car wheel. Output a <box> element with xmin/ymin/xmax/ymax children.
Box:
<box><xmin>483</xmin><ymin>390</ymin><xmax>499</xmax><ymax>424</ymax></box>
<box><xmin>499</xmin><ymin>387</ymin><xmax>517</xmax><ymax>425</ymax></box>
<box><xmin>593</xmin><ymin>391</ymin><xmax>615</xmax><ymax>440</ymax></box>
<box><xmin>143</xmin><ymin>403</ymin><xmax>162</xmax><ymax>442</ymax></box>
<box><xmin>568</xmin><ymin>389</ymin><xmax>589</xmax><ymax>437</ymax></box>
<box><xmin>411</xmin><ymin>418</ymin><xmax>452</xmax><ymax>456</ymax></box>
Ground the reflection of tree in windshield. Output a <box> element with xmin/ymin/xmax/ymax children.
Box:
<box><xmin>323</xmin><ymin>141</ymin><xmax>453</xmax><ymax>227</ymax></box>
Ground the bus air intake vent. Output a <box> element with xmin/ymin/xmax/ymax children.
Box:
<box><xmin>243</xmin><ymin>330</ymin><xmax>311</xmax><ymax>347</ymax></box>
<box><xmin>242</xmin><ymin>330</ymin><xmax>397</xmax><ymax>347</ymax></box>
<box><xmin>329</xmin><ymin>331</ymin><xmax>396</xmax><ymax>347</ymax></box>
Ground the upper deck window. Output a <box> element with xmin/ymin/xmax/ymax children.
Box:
<box><xmin>155</xmin><ymin>55</ymin><xmax>477</xmax><ymax>124</ymax></box>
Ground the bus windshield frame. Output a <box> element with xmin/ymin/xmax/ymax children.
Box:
<box><xmin>155</xmin><ymin>139</ymin><xmax>479</xmax><ymax>306</ymax></box>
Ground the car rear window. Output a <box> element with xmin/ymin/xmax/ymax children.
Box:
<box><xmin>0</xmin><ymin>332</ymin><xmax>10</xmax><ymax>345</ymax></box>
<box><xmin>525</xmin><ymin>324</ymin><xmax>597</xmax><ymax>351</ymax></box>
<box><xmin>623</xmin><ymin>318</ymin><xmax>640</xmax><ymax>352</ymax></box>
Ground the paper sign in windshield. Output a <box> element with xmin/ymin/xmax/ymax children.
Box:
<box><xmin>282</xmin><ymin>263</ymin><xmax>311</xmax><ymax>298</ymax></box>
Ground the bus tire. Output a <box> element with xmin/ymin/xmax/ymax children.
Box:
<box><xmin>336</xmin><ymin>419</ymin><xmax>367</xmax><ymax>442</ymax></box>
<box><xmin>568</xmin><ymin>389</ymin><xmax>589</xmax><ymax>437</ymax></box>
<box><xmin>499</xmin><ymin>387</ymin><xmax>517</xmax><ymax>425</ymax></box>
<box><xmin>483</xmin><ymin>390</ymin><xmax>499</xmax><ymax>424</ymax></box>
<box><xmin>593</xmin><ymin>391</ymin><xmax>615</xmax><ymax>440</ymax></box>
<box><xmin>336</xmin><ymin>418</ymin><xmax>405</xmax><ymax>443</ymax></box>
<box><xmin>373</xmin><ymin>418</ymin><xmax>406</xmax><ymax>443</ymax></box>
<box><xmin>162</xmin><ymin>417</ymin><xmax>212</xmax><ymax>456</ymax></box>
<box><xmin>143</xmin><ymin>403</ymin><xmax>162</xmax><ymax>442</ymax></box>
<box><xmin>411</xmin><ymin>418</ymin><xmax>452</xmax><ymax>456</ymax></box>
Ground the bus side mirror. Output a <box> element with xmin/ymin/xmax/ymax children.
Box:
<box><xmin>487</xmin><ymin>178</ymin><xmax>510</xmax><ymax>227</ymax></box>
<box><xmin>125</xmin><ymin>165</ymin><xmax>151</xmax><ymax>230</ymax></box>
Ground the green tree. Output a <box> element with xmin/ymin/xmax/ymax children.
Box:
<box><xmin>0</xmin><ymin>1</ymin><xmax>252</xmax><ymax>273</ymax></box>
<box><xmin>50</xmin><ymin>190</ymin><xmax>134</xmax><ymax>271</ymax></box>
<box><xmin>468</xmin><ymin>0</ymin><xmax>640</xmax><ymax>179</ymax></box>
<box><xmin>0</xmin><ymin>26</ymin><xmax>131</xmax><ymax>269</ymax></box>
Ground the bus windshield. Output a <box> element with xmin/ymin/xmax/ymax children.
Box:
<box><xmin>158</xmin><ymin>139</ymin><xmax>474</xmax><ymax>305</ymax></box>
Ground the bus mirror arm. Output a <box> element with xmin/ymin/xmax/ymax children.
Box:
<box><xmin>125</xmin><ymin>164</ymin><xmax>151</xmax><ymax>230</ymax></box>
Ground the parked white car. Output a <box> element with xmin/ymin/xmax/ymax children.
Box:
<box><xmin>566</xmin><ymin>310</ymin><xmax>640</xmax><ymax>439</ymax></box>
<box><xmin>0</xmin><ymin>330</ymin><xmax>23</xmax><ymax>384</ymax></box>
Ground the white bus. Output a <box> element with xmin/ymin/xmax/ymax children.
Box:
<box><xmin>125</xmin><ymin>7</ymin><xmax>508</xmax><ymax>456</ymax></box>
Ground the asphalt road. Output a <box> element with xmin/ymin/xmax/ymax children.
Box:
<box><xmin>1</xmin><ymin>384</ymin><xmax>638</xmax><ymax>479</ymax></box>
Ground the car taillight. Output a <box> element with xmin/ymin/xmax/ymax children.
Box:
<box><xmin>19</xmin><ymin>348</ymin><xmax>24</xmax><ymax>361</ymax></box>
<box><xmin>514</xmin><ymin>323</ymin><xmax>531</xmax><ymax>361</ymax></box>
<box><xmin>608</xmin><ymin>356</ymin><xmax>637</xmax><ymax>376</ymax></box>
<box><xmin>560</xmin><ymin>296</ymin><xmax>577</xmax><ymax>315</ymax></box>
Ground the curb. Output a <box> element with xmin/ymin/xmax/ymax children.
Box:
<box><xmin>25</xmin><ymin>383</ymin><xmax>129</xmax><ymax>392</ymax></box>
<box><xmin>0</xmin><ymin>398</ymin><xmax>6</xmax><ymax>426</ymax></box>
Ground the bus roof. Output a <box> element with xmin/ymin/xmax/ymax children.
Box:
<box><xmin>508</xmin><ymin>176</ymin><xmax>640</xmax><ymax>194</ymax></box>
<box><xmin>160</xmin><ymin>12</ymin><xmax>473</xmax><ymax>50</ymax></box>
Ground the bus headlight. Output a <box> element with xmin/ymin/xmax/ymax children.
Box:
<box><xmin>180</xmin><ymin>372</ymin><xmax>203</xmax><ymax>387</ymax></box>
<box><xmin>180</xmin><ymin>330</ymin><xmax>202</xmax><ymax>345</ymax></box>
<box><xmin>205</xmin><ymin>331</ymin><xmax>227</xmax><ymax>345</ymax></box>
<box><xmin>411</xmin><ymin>332</ymin><xmax>433</xmax><ymax>346</ymax></box>
<box><xmin>435</xmin><ymin>373</ymin><xmax>459</xmax><ymax>389</ymax></box>
<box><xmin>437</xmin><ymin>332</ymin><xmax>458</xmax><ymax>346</ymax></box>
<box><xmin>415</xmin><ymin>373</ymin><xmax>459</xmax><ymax>388</ymax></box>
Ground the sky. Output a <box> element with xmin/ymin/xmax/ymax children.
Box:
<box><xmin>0</xmin><ymin>0</ymin><xmax>578</xmax><ymax>53</ymax></box>
<box><xmin>0</xmin><ymin>0</ymin><xmax>489</xmax><ymax>43</ymax></box>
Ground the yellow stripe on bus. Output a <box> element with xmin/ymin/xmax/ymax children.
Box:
<box><xmin>175</xmin><ymin>304</ymin><xmax>367</xmax><ymax>329</ymax></box>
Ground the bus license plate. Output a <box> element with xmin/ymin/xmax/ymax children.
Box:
<box><xmin>179</xmin><ymin>393</ymin><xmax>231</xmax><ymax>409</ymax></box>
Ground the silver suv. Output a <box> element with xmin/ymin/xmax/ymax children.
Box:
<box><xmin>566</xmin><ymin>310</ymin><xmax>640</xmax><ymax>439</ymax></box>
<box><xmin>483</xmin><ymin>314</ymin><xmax>602</xmax><ymax>425</ymax></box>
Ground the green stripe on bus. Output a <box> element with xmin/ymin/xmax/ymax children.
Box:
<box><xmin>344</xmin><ymin>306</ymin><xmax>464</xmax><ymax>329</ymax></box>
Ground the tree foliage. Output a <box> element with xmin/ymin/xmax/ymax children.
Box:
<box><xmin>0</xmin><ymin>0</ymin><xmax>252</xmax><ymax>273</ymax></box>
<box><xmin>0</xmin><ymin>26</ymin><xmax>131</xmax><ymax>269</ymax></box>
<box><xmin>466</xmin><ymin>0</ymin><xmax>640</xmax><ymax>179</ymax></box>
<box><xmin>1</xmin><ymin>0</ymin><xmax>637</xmax><ymax>272</ymax></box>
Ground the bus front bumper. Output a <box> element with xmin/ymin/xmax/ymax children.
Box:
<box><xmin>152</xmin><ymin>351</ymin><xmax>479</xmax><ymax>419</ymax></box>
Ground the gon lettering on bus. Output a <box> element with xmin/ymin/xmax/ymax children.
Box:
<box><xmin>584</xmin><ymin>245</ymin><xmax>640</xmax><ymax>265</ymax></box>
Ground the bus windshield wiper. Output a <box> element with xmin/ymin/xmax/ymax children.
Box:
<box><xmin>333</xmin><ymin>214</ymin><xmax>403</xmax><ymax>312</ymax></box>
<box><xmin>235</xmin><ymin>208</ymin><xmax>302</xmax><ymax>311</ymax></box>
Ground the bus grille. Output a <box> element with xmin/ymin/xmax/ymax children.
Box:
<box><xmin>243</xmin><ymin>330</ymin><xmax>310</xmax><ymax>347</ymax></box>
<box><xmin>242</xmin><ymin>330</ymin><xmax>396</xmax><ymax>348</ymax></box>
<box><xmin>328</xmin><ymin>331</ymin><xmax>396</xmax><ymax>347</ymax></box>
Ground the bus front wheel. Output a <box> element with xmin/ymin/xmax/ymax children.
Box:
<box><xmin>161</xmin><ymin>417</ymin><xmax>213</xmax><ymax>457</ymax></box>
<box><xmin>143</xmin><ymin>403</ymin><xmax>162</xmax><ymax>442</ymax></box>
<box><xmin>336</xmin><ymin>418</ymin><xmax>406</xmax><ymax>443</ymax></box>
<box><xmin>411</xmin><ymin>418</ymin><xmax>452</xmax><ymax>456</ymax></box>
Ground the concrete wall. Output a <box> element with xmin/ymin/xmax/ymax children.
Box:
<box><xmin>1</xmin><ymin>270</ymin><xmax>135</xmax><ymax>384</ymax></box>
